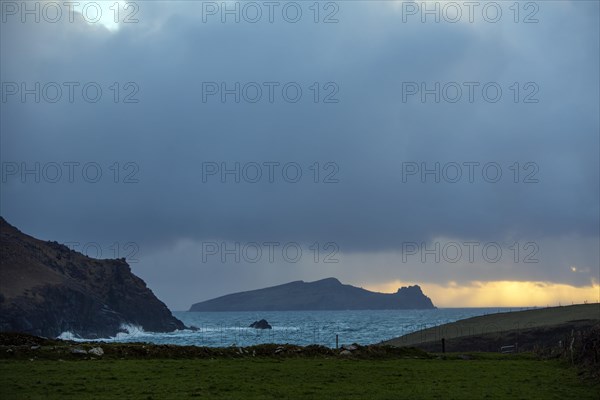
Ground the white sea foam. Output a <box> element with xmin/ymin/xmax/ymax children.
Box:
<box><xmin>114</xmin><ymin>323</ymin><xmax>147</xmax><ymax>340</ymax></box>
<box><xmin>58</xmin><ymin>323</ymin><xmax>150</xmax><ymax>342</ymax></box>
<box><xmin>57</xmin><ymin>331</ymin><xmax>81</xmax><ymax>341</ymax></box>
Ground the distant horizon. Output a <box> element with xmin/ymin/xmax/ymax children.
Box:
<box><xmin>171</xmin><ymin>275</ymin><xmax>599</xmax><ymax>311</ymax></box>
<box><xmin>3</xmin><ymin>215</ymin><xmax>598</xmax><ymax>311</ymax></box>
<box><xmin>174</xmin><ymin>303</ymin><xmax>599</xmax><ymax>313</ymax></box>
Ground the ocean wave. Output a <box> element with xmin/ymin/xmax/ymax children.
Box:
<box><xmin>57</xmin><ymin>323</ymin><xmax>161</xmax><ymax>342</ymax></box>
<box><xmin>57</xmin><ymin>331</ymin><xmax>81</xmax><ymax>341</ymax></box>
<box><xmin>114</xmin><ymin>323</ymin><xmax>147</xmax><ymax>340</ymax></box>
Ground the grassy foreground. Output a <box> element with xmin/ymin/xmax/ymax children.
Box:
<box><xmin>1</xmin><ymin>354</ymin><xmax>598</xmax><ymax>399</ymax></box>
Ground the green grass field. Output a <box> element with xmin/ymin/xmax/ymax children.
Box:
<box><xmin>383</xmin><ymin>303</ymin><xmax>600</xmax><ymax>347</ymax></box>
<box><xmin>1</xmin><ymin>355</ymin><xmax>597</xmax><ymax>399</ymax></box>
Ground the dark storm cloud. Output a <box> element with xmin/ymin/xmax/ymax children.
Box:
<box><xmin>1</xmin><ymin>1</ymin><xmax>598</xmax><ymax>308</ymax></box>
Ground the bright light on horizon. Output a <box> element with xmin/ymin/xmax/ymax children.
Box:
<box><xmin>364</xmin><ymin>280</ymin><xmax>600</xmax><ymax>308</ymax></box>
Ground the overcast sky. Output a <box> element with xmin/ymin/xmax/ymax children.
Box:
<box><xmin>1</xmin><ymin>1</ymin><xmax>598</xmax><ymax>310</ymax></box>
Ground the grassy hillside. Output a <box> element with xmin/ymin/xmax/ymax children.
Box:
<box><xmin>382</xmin><ymin>303</ymin><xmax>600</xmax><ymax>349</ymax></box>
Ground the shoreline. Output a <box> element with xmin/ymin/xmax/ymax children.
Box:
<box><xmin>1</xmin><ymin>303</ymin><xmax>597</xmax><ymax>354</ymax></box>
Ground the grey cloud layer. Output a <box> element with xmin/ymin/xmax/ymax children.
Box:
<box><xmin>1</xmin><ymin>2</ymin><xmax>598</xmax><ymax>308</ymax></box>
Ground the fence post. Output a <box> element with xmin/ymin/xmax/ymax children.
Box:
<box><xmin>442</xmin><ymin>338</ymin><xmax>446</xmax><ymax>353</ymax></box>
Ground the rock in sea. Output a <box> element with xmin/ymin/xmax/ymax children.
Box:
<box><xmin>249</xmin><ymin>319</ymin><xmax>272</xmax><ymax>329</ymax></box>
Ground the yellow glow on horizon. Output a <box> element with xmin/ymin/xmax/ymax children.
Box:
<box><xmin>364</xmin><ymin>280</ymin><xmax>600</xmax><ymax>308</ymax></box>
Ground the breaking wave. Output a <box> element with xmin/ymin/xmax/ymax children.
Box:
<box><xmin>58</xmin><ymin>323</ymin><xmax>164</xmax><ymax>342</ymax></box>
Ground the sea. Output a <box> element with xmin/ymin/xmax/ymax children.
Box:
<box><xmin>59</xmin><ymin>308</ymin><xmax>535</xmax><ymax>347</ymax></box>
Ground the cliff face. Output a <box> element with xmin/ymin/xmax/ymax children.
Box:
<box><xmin>189</xmin><ymin>278</ymin><xmax>435</xmax><ymax>311</ymax></box>
<box><xmin>0</xmin><ymin>217</ymin><xmax>185</xmax><ymax>338</ymax></box>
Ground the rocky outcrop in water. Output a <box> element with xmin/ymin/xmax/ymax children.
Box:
<box><xmin>0</xmin><ymin>217</ymin><xmax>185</xmax><ymax>338</ymax></box>
<box><xmin>249</xmin><ymin>319</ymin><xmax>272</xmax><ymax>329</ymax></box>
<box><xmin>189</xmin><ymin>278</ymin><xmax>435</xmax><ymax>311</ymax></box>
